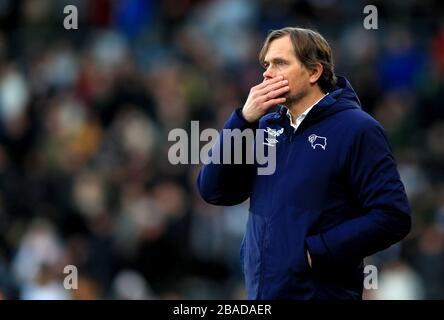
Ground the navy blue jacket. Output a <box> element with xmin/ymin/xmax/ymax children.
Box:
<box><xmin>197</xmin><ymin>77</ymin><xmax>411</xmax><ymax>300</ymax></box>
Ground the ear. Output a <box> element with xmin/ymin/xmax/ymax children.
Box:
<box><xmin>309</xmin><ymin>63</ymin><xmax>323</xmax><ymax>85</ymax></box>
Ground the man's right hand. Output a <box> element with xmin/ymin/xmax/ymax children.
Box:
<box><xmin>241</xmin><ymin>75</ymin><xmax>290</xmax><ymax>123</ymax></box>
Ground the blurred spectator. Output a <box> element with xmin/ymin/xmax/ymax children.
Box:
<box><xmin>0</xmin><ymin>0</ymin><xmax>442</xmax><ymax>300</ymax></box>
<box><xmin>369</xmin><ymin>260</ymin><xmax>424</xmax><ymax>300</ymax></box>
<box><xmin>111</xmin><ymin>269</ymin><xmax>156</xmax><ymax>300</ymax></box>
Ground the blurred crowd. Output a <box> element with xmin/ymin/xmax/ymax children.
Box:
<box><xmin>0</xmin><ymin>0</ymin><xmax>443</xmax><ymax>299</ymax></box>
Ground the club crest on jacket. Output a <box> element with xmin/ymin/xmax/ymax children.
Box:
<box><xmin>264</xmin><ymin>127</ymin><xmax>284</xmax><ymax>147</ymax></box>
<box><xmin>308</xmin><ymin>134</ymin><xmax>327</xmax><ymax>150</ymax></box>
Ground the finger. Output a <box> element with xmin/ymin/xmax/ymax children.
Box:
<box><xmin>260</xmin><ymin>85</ymin><xmax>290</xmax><ymax>101</ymax></box>
<box><xmin>253</xmin><ymin>75</ymin><xmax>284</xmax><ymax>91</ymax></box>
<box><xmin>257</xmin><ymin>79</ymin><xmax>289</xmax><ymax>96</ymax></box>
<box><xmin>263</xmin><ymin>97</ymin><xmax>286</xmax><ymax>109</ymax></box>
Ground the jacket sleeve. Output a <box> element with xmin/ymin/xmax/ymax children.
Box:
<box><xmin>196</xmin><ymin>108</ymin><xmax>258</xmax><ymax>206</ymax></box>
<box><xmin>305</xmin><ymin>121</ymin><xmax>412</xmax><ymax>269</ymax></box>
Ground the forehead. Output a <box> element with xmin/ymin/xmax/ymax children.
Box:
<box><xmin>264</xmin><ymin>35</ymin><xmax>295</xmax><ymax>61</ymax></box>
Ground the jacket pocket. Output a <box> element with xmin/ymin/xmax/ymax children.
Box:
<box><xmin>285</xmin><ymin>209</ymin><xmax>320</xmax><ymax>275</ymax></box>
<box><xmin>255</xmin><ymin>209</ymin><xmax>320</xmax><ymax>299</ymax></box>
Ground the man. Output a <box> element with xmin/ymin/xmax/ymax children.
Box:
<box><xmin>197</xmin><ymin>27</ymin><xmax>411</xmax><ymax>300</ymax></box>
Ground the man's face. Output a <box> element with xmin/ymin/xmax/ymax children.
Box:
<box><xmin>262</xmin><ymin>35</ymin><xmax>311</xmax><ymax>106</ymax></box>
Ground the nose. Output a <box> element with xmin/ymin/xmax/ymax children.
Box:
<box><xmin>262</xmin><ymin>66</ymin><xmax>274</xmax><ymax>81</ymax></box>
